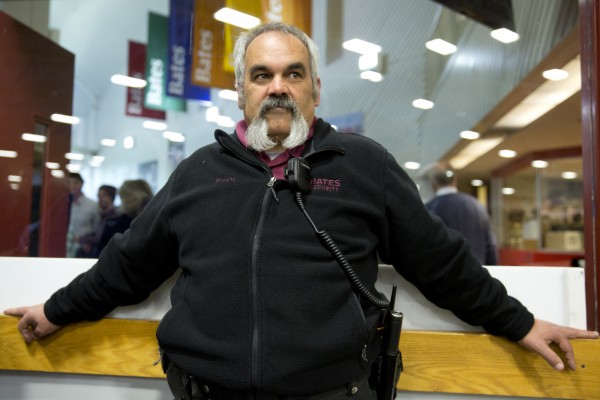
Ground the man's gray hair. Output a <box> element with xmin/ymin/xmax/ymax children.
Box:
<box><xmin>233</xmin><ymin>22</ymin><xmax>320</xmax><ymax>101</ymax></box>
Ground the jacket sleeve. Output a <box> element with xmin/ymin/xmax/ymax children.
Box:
<box><xmin>45</xmin><ymin>170</ymin><xmax>181</xmax><ymax>325</ymax></box>
<box><xmin>377</xmin><ymin>153</ymin><xmax>534</xmax><ymax>341</ymax></box>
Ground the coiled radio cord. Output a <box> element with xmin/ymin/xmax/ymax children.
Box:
<box><xmin>295</xmin><ymin>192</ymin><xmax>390</xmax><ymax>309</ymax></box>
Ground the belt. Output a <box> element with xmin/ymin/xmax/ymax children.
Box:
<box><xmin>166</xmin><ymin>362</ymin><xmax>370</xmax><ymax>400</ymax></box>
<box><xmin>192</xmin><ymin>378</ymin><xmax>368</xmax><ymax>400</ymax></box>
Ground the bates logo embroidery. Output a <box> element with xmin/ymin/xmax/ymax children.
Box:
<box><xmin>311</xmin><ymin>177</ymin><xmax>341</xmax><ymax>192</ymax></box>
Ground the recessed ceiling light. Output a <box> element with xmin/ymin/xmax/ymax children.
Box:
<box><xmin>561</xmin><ymin>171</ymin><xmax>578</xmax><ymax>180</ymax></box>
<box><xmin>101</xmin><ymin>139</ymin><xmax>116</xmax><ymax>147</ymax></box>
<box><xmin>471</xmin><ymin>179</ymin><xmax>484</xmax><ymax>187</ymax></box>
<box><xmin>360</xmin><ymin>71</ymin><xmax>383</xmax><ymax>82</ymax></box>
<box><xmin>66</xmin><ymin>164</ymin><xmax>81</xmax><ymax>172</ymax></box>
<box><xmin>412</xmin><ymin>99</ymin><xmax>434</xmax><ymax>110</ymax></box>
<box><xmin>51</xmin><ymin>170</ymin><xmax>65</xmax><ymax>178</ymax></box>
<box><xmin>213</xmin><ymin>7</ymin><xmax>260</xmax><ymax>29</ymax></box>
<box><xmin>490</xmin><ymin>28</ymin><xmax>520</xmax><ymax>44</ymax></box>
<box><xmin>110</xmin><ymin>74</ymin><xmax>147</xmax><ymax>88</ymax></box>
<box><xmin>501</xmin><ymin>187</ymin><xmax>516</xmax><ymax>195</ymax></box>
<box><xmin>531</xmin><ymin>160</ymin><xmax>548</xmax><ymax>168</ymax></box>
<box><xmin>460</xmin><ymin>130</ymin><xmax>480</xmax><ymax>140</ymax></box>
<box><xmin>498</xmin><ymin>149</ymin><xmax>517</xmax><ymax>158</ymax></box>
<box><xmin>542</xmin><ymin>68</ymin><xmax>569</xmax><ymax>81</ymax></box>
<box><xmin>8</xmin><ymin>175</ymin><xmax>22</xmax><ymax>183</ymax></box>
<box><xmin>123</xmin><ymin>136</ymin><xmax>135</xmax><ymax>150</ymax></box>
<box><xmin>404</xmin><ymin>161</ymin><xmax>421</xmax><ymax>170</ymax></box>
<box><xmin>342</xmin><ymin>38</ymin><xmax>382</xmax><ymax>55</ymax></box>
<box><xmin>425</xmin><ymin>38</ymin><xmax>457</xmax><ymax>55</ymax></box>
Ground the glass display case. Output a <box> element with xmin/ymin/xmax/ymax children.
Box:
<box><xmin>491</xmin><ymin>152</ymin><xmax>584</xmax><ymax>266</ymax></box>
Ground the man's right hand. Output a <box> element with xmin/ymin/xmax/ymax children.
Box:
<box><xmin>4</xmin><ymin>304</ymin><xmax>61</xmax><ymax>343</ymax></box>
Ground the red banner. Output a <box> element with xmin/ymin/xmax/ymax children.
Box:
<box><xmin>126</xmin><ymin>41</ymin><xmax>166</xmax><ymax>119</ymax></box>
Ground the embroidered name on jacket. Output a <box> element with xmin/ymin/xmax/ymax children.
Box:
<box><xmin>311</xmin><ymin>177</ymin><xmax>341</xmax><ymax>192</ymax></box>
<box><xmin>215</xmin><ymin>177</ymin><xmax>236</xmax><ymax>184</ymax></box>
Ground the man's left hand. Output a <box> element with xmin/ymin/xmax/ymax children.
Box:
<box><xmin>518</xmin><ymin>318</ymin><xmax>599</xmax><ymax>370</ymax></box>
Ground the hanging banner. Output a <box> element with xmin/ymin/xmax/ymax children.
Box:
<box><xmin>126</xmin><ymin>41</ymin><xmax>166</xmax><ymax>119</ymax></box>
<box><xmin>145</xmin><ymin>12</ymin><xmax>187</xmax><ymax>111</ymax></box>
<box><xmin>222</xmin><ymin>0</ymin><xmax>261</xmax><ymax>73</ymax></box>
<box><xmin>167</xmin><ymin>0</ymin><xmax>211</xmax><ymax>100</ymax></box>
<box><xmin>191</xmin><ymin>0</ymin><xmax>235</xmax><ymax>90</ymax></box>
<box><xmin>222</xmin><ymin>0</ymin><xmax>313</xmax><ymax>73</ymax></box>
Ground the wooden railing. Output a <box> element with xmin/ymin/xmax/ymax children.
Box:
<box><xmin>1</xmin><ymin>316</ymin><xmax>598</xmax><ymax>399</ymax></box>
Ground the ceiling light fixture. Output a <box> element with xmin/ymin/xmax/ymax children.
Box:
<box><xmin>490</xmin><ymin>28</ymin><xmax>520</xmax><ymax>44</ymax></box>
<box><xmin>531</xmin><ymin>160</ymin><xmax>549</xmax><ymax>168</ymax></box>
<box><xmin>111</xmin><ymin>74</ymin><xmax>147</xmax><ymax>88</ymax></box>
<box><xmin>213</xmin><ymin>7</ymin><xmax>260</xmax><ymax>29</ymax></box>
<box><xmin>218</xmin><ymin>89</ymin><xmax>239</xmax><ymax>101</ymax></box>
<box><xmin>471</xmin><ymin>179</ymin><xmax>484</xmax><ymax>187</ymax></box>
<box><xmin>460</xmin><ymin>130</ymin><xmax>480</xmax><ymax>140</ymax></box>
<box><xmin>142</xmin><ymin>121</ymin><xmax>168</xmax><ymax>130</ymax></box>
<box><xmin>51</xmin><ymin>170</ymin><xmax>65</xmax><ymax>178</ymax></box>
<box><xmin>0</xmin><ymin>150</ymin><xmax>18</xmax><ymax>158</ymax></box>
<box><xmin>65</xmin><ymin>152</ymin><xmax>84</xmax><ymax>161</ymax></box>
<box><xmin>66</xmin><ymin>164</ymin><xmax>81</xmax><ymax>173</ymax></box>
<box><xmin>501</xmin><ymin>187</ymin><xmax>516</xmax><ymax>195</ymax></box>
<box><xmin>360</xmin><ymin>71</ymin><xmax>383</xmax><ymax>82</ymax></box>
<box><xmin>21</xmin><ymin>133</ymin><xmax>47</xmax><ymax>143</ymax></box>
<box><xmin>101</xmin><ymin>139</ymin><xmax>116</xmax><ymax>147</ymax></box>
<box><xmin>404</xmin><ymin>161</ymin><xmax>421</xmax><ymax>170</ymax></box>
<box><xmin>425</xmin><ymin>38</ymin><xmax>457</xmax><ymax>55</ymax></box>
<box><xmin>45</xmin><ymin>162</ymin><xmax>60</xmax><ymax>169</ymax></box>
<box><xmin>412</xmin><ymin>99</ymin><xmax>434</xmax><ymax>110</ymax></box>
<box><xmin>561</xmin><ymin>171</ymin><xmax>578</xmax><ymax>180</ymax></box>
<box><xmin>123</xmin><ymin>136</ymin><xmax>135</xmax><ymax>150</ymax></box>
<box><xmin>51</xmin><ymin>113</ymin><xmax>80</xmax><ymax>125</ymax></box>
<box><xmin>342</xmin><ymin>38</ymin><xmax>382</xmax><ymax>55</ymax></box>
<box><xmin>542</xmin><ymin>68</ymin><xmax>569</xmax><ymax>81</ymax></box>
<box><xmin>494</xmin><ymin>56</ymin><xmax>581</xmax><ymax>129</ymax></box>
<box><xmin>163</xmin><ymin>131</ymin><xmax>186</xmax><ymax>142</ymax></box>
<box><xmin>498</xmin><ymin>149</ymin><xmax>517</xmax><ymax>158</ymax></box>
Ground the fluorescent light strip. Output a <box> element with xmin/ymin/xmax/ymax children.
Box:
<box><xmin>143</xmin><ymin>121</ymin><xmax>168</xmax><ymax>131</ymax></box>
<box><xmin>213</xmin><ymin>7</ymin><xmax>260</xmax><ymax>29</ymax></box>
<box><xmin>494</xmin><ymin>57</ymin><xmax>581</xmax><ymax>129</ymax></box>
<box><xmin>449</xmin><ymin>137</ymin><xmax>505</xmax><ymax>169</ymax></box>
<box><xmin>163</xmin><ymin>131</ymin><xmax>186</xmax><ymax>142</ymax></box>
<box><xmin>101</xmin><ymin>139</ymin><xmax>116</xmax><ymax>147</ymax></box>
<box><xmin>0</xmin><ymin>150</ymin><xmax>18</xmax><ymax>158</ymax></box>
<box><xmin>21</xmin><ymin>133</ymin><xmax>47</xmax><ymax>143</ymax></box>
<box><xmin>425</xmin><ymin>38</ymin><xmax>457</xmax><ymax>55</ymax></box>
<box><xmin>111</xmin><ymin>74</ymin><xmax>147</xmax><ymax>88</ymax></box>
<box><xmin>490</xmin><ymin>28</ymin><xmax>519</xmax><ymax>44</ymax></box>
<box><xmin>65</xmin><ymin>152</ymin><xmax>84</xmax><ymax>161</ymax></box>
<box><xmin>219</xmin><ymin>90</ymin><xmax>238</xmax><ymax>101</ymax></box>
<box><xmin>51</xmin><ymin>113</ymin><xmax>80</xmax><ymax>125</ymax></box>
<box><xmin>342</xmin><ymin>39</ymin><xmax>382</xmax><ymax>55</ymax></box>
<box><xmin>360</xmin><ymin>71</ymin><xmax>383</xmax><ymax>82</ymax></box>
<box><xmin>412</xmin><ymin>99</ymin><xmax>434</xmax><ymax>110</ymax></box>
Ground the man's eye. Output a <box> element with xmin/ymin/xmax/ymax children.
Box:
<box><xmin>254</xmin><ymin>74</ymin><xmax>269</xmax><ymax>81</ymax></box>
<box><xmin>290</xmin><ymin>72</ymin><xmax>302</xmax><ymax>79</ymax></box>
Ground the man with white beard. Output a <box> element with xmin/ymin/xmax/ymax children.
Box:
<box><xmin>6</xmin><ymin>22</ymin><xmax>598</xmax><ymax>400</ymax></box>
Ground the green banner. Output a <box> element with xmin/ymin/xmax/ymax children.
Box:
<box><xmin>145</xmin><ymin>12</ymin><xmax>187</xmax><ymax>111</ymax></box>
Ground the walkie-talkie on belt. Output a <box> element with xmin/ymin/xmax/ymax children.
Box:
<box><xmin>377</xmin><ymin>285</ymin><xmax>403</xmax><ymax>400</ymax></box>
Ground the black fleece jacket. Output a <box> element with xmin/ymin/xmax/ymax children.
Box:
<box><xmin>45</xmin><ymin>118</ymin><xmax>534</xmax><ymax>395</ymax></box>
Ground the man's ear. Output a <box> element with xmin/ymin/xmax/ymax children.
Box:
<box><xmin>314</xmin><ymin>77</ymin><xmax>322</xmax><ymax>107</ymax></box>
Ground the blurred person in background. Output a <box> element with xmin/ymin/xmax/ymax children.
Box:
<box><xmin>94</xmin><ymin>179</ymin><xmax>153</xmax><ymax>256</ymax></box>
<box><xmin>424</xmin><ymin>162</ymin><xmax>498</xmax><ymax>265</ymax></box>
<box><xmin>66</xmin><ymin>173</ymin><xmax>100</xmax><ymax>258</ymax></box>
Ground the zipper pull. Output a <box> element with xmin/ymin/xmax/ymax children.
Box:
<box><xmin>267</xmin><ymin>177</ymin><xmax>279</xmax><ymax>203</ymax></box>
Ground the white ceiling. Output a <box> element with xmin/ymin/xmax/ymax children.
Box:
<box><xmin>2</xmin><ymin>0</ymin><xmax>582</xmax><ymax>187</ymax></box>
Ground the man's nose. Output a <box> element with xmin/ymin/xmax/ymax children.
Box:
<box><xmin>267</xmin><ymin>76</ymin><xmax>289</xmax><ymax>96</ymax></box>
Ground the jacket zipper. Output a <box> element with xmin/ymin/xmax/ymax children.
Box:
<box><xmin>251</xmin><ymin>178</ymin><xmax>278</xmax><ymax>388</ymax></box>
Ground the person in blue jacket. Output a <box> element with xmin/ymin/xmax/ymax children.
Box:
<box><xmin>5</xmin><ymin>22</ymin><xmax>598</xmax><ymax>400</ymax></box>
